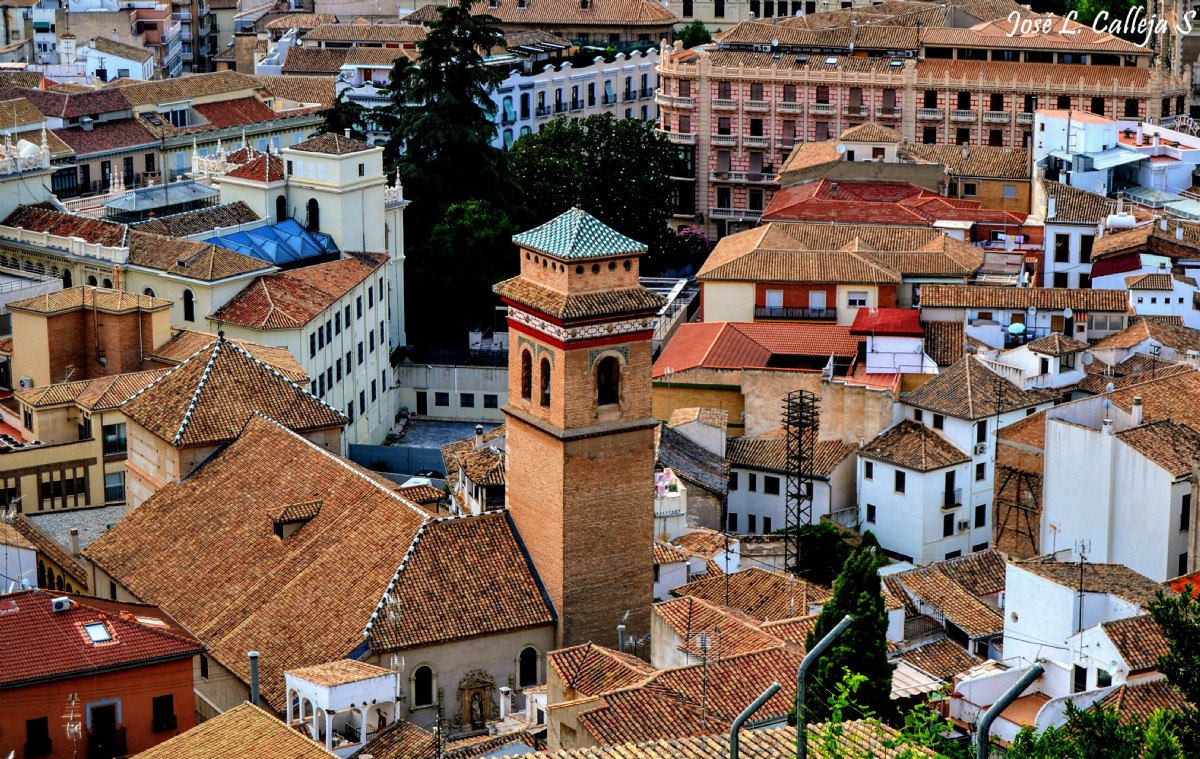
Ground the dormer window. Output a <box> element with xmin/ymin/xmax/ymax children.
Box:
<box><xmin>84</xmin><ymin>622</ymin><xmax>112</xmax><ymax>643</ymax></box>
<box><xmin>271</xmin><ymin>500</ymin><xmax>322</xmax><ymax>538</ymax></box>
<box><xmin>580</xmin><ymin>0</ymin><xmax>590</xmax><ymax>8</ymax></box>
<box><xmin>489</xmin><ymin>0</ymin><xmax>498</xmax><ymax>7</ymax></box>
<box><xmin>517</xmin><ymin>0</ymin><xmax>527</xmax><ymax>9</ymax></box>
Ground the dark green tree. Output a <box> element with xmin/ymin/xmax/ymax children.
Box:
<box><xmin>1006</xmin><ymin>703</ymin><xmax>1147</xmax><ymax>759</ymax></box>
<box><xmin>1148</xmin><ymin>586</ymin><xmax>1200</xmax><ymax>752</ymax></box>
<box><xmin>316</xmin><ymin>90</ymin><xmax>369</xmax><ymax>141</ymax></box>
<box><xmin>676</xmin><ymin>19</ymin><xmax>712</xmax><ymax>48</ymax></box>
<box><xmin>507</xmin><ymin>114</ymin><xmax>683</xmax><ymax>273</ymax></box>
<box><xmin>803</xmin><ymin>544</ymin><xmax>894</xmax><ymax>724</ymax></box>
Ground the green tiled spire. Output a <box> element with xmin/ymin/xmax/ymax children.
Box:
<box><xmin>512</xmin><ymin>207</ymin><xmax>647</xmax><ymax>260</ymax></box>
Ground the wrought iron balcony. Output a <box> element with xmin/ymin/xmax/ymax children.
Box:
<box><xmin>755</xmin><ymin>306</ymin><xmax>836</xmax><ymax>320</ymax></box>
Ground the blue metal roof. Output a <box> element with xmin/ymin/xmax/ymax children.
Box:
<box><xmin>201</xmin><ymin>219</ymin><xmax>339</xmax><ymax>266</ymax></box>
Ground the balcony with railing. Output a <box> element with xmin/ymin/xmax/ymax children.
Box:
<box><xmin>951</xmin><ymin>109</ymin><xmax>977</xmax><ymax>122</ymax></box>
<box><xmin>640</xmin><ymin>87</ymin><xmax>653</xmax><ymax>98</ymax></box>
<box><xmin>755</xmin><ymin>306</ymin><xmax>836</xmax><ymax>320</ymax></box>
<box><xmin>105</xmin><ymin>483</ymin><xmax>126</xmax><ymax>503</ymax></box>
<box><xmin>554</xmin><ymin>102</ymin><xmax>567</xmax><ymax>114</ymax></box>
<box><xmin>984</xmin><ymin>110</ymin><xmax>1011</xmax><ymax>123</ymax></box>
<box><xmin>1017</xmin><ymin>111</ymin><xmax>1035</xmax><ymax>124</ymax></box>
<box><xmin>942</xmin><ymin>488</ymin><xmax>962</xmax><ymax>508</ymax></box>
<box><xmin>656</xmin><ymin>92</ymin><xmax>694</xmax><ymax>108</ymax></box>
<box><xmin>711</xmin><ymin>133</ymin><xmax>738</xmax><ymax>146</ymax></box>
<box><xmin>778</xmin><ymin>100</ymin><xmax>803</xmax><ymax>114</ymax></box>
<box><xmin>877</xmin><ymin>106</ymin><xmax>901</xmax><ymax>119</ymax></box>
<box><xmin>102</xmin><ymin>436</ymin><xmax>127</xmax><ymax>459</ymax></box>
<box><xmin>809</xmin><ymin>102</ymin><xmax>836</xmax><ymax>115</ymax></box>
<box><xmin>713</xmin><ymin>98</ymin><xmax>737</xmax><ymax>110</ymax></box>
<box><xmin>658</xmin><ymin>129</ymin><xmax>696</xmax><ymax>145</ymax></box>
<box><xmin>843</xmin><ymin>105</ymin><xmax>869</xmax><ymax>117</ymax></box>
<box><xmin>570</xmin><ymin>99</ymin><xmax>583</xmax><ymax>111</ymax></box>
<box><xmin>623</xmin><ymin>89</ymin><xmax>637</xmax><ymax>101</ymax></box>
<box><xmin>535</xmin><ymin>105</ymin><xmax>552</xmax><ymax>116</ymax></box>
<box><xmin>711</xmin><ymin>171</ymin><xmax>778</xmax><ymax>184</ymax></box>
<box><xmin>743</xmin><ymin>135</ymin><xmax>770</xmax><ymax>148</ymax></box>
<box><xmin>745</xmin><ymin>99</ymin><xmax>770</xmax><ymax>112</ymax></box>
<box><xmin>710</xmin><ymin>206</ymin><xmax>763</xmax><ymax>219</ymax></box>
<box><xmin>602</xmin><ymin>93</ymin><xmax>617</xmax><ymax>105</ymax></box>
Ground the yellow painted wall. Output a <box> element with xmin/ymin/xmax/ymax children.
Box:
<box><xmin>699</xmin><ymin>281</ymin><xmax>755</xmax><ymax>323</ymax></box>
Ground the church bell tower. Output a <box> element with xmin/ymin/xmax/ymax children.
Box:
<box><xmin>495</xmin><ymin>208</ymin><xmax>664</xmax><ymax>649</ymax></box>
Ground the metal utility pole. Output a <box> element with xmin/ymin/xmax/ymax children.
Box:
<box><xmin>784</xmin><ymin>389</ymin><xmax>819</xmax><ymax>576</ymax></box>
<box><xmin>796</xmin><ymin>614</ymin><xmax>852</xmax><ymax>759</ymax></box>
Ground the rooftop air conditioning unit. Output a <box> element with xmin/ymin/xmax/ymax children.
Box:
<box><xmin>957</xmin><ymin>520</ymin><xmax>970</xmax><ymax>532</ymax></box>
<box><xmin>51</xmin><ymin>597</ymin><xmax>71</xmax><ymax>613</ymax></box>
<box><xmin>973</xmin><ymin>443</ymin><xmax>987</xmax><ymax>455</ymax></box>
<box><xmin>18</xmin><ymin>377</ymin><xmax>33</xmax><ymax>390</ymax></box>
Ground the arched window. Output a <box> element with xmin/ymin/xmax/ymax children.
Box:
<box><xmin>102</xmin><ymin>278</ymin><xmax>112</xmax><ymax>289</ymax></box>
<box><xmin>539</xmin><ymin>357</ymin><xmax>551</xmax><ymax>407</ymax></box>
<box><xmin>87</xmin><ymin>275</ymin><xmax>97</xmax><ymax>286</ymax></box>
<box><xmin>23</xmin><ymin>260</ymin><xmax>33</xmax><ymax>272</ymax></box>
<box><xmin>597</xmin><ymin>355</ymin><xmax>620</xmax><ymax>406</ymax></box>
<box><xmin>183</xmin><ymin>289</ymin><xmax>195</xmax><ymax>322</ymax></box>
<box><xmin>520</xmin><ymin>350</ymin><xmax>532</xmax><ymax>400</ymax></box>
<box><xmin>35</xmin><ymin>262</ymin><xmax>44</xmax><ymax>275</ymax></box>
<box><xmin>413</xmin><ymin>665</ymin><xmax>434</xmax><ymax>707</ymax></box>
<box><xmin>519</xmin><ymin>647</ymin><xmax>539</xmax><ymax>688</ymax></box>
<box><xmin>50</xmin><ymin>266</ymin><xmax>59</xmax><ymax>277</ymax></box>
<box><xmin>276</xmin><ymin>195</ymin><xmax>287</xmax><ymax>222</ymax></box>
<box><xmin>63</xmin><ymin>269</ymin><xmax>72</xmax><ymax>288</ymax></box>
<box><xmin>306</xmin><ymin>198</ymin><xmax>320</xmax><ymax>232</ymax></box>
<box><xmin>143</xmin><ymin>287</ymin><xmax>156</xmax><ymax>298</ymax></box>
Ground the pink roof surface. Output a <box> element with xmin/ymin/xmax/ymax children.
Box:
<box><xmin>850</xmin><ymin>307</ymin><xmax>924</xmax><ymax>337</ymax></box>
<box><xmin>653</xmin><ymin>321</ymin><xmax>862</xmax><ymax>377</ymax></box>
<box><xmin>763</xmin><ymin>180</ymin><xmax>1027</xmax><ymax>226</ymax></box>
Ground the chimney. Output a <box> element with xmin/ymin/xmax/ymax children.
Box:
<box><xmin>498</xmin><ymin>686</ymin><xmax>512</xmax><ymax>719</ymax></box>
<box><xmin>1103</xmin><ymin>417</ymin><xmax>1115</xmax><ymax>435</ymax></box>
<box><xmin>830</xmin><ymin>182</ymin><xmax>839</xmax><ymax>197</ymax></box>
<box><xmin>344</xmin><ymin>128</ymin><xmax>351</xmax><ymax>138</ymax></box>
<box><xmin>1132</xmin><ymin>396</ymin><xmax>1144</xmax><ymax>425</ymax></box>
<box><xmin>69</xmin><ymin>528</ymin><xmax>79</xmax><ymax>557</ymax></box>
<box><xmin>249</xmin><ymin>651</ymin><xmax>260</xmax><ymax>706</ymax></box>
<box><xmin>1136</xmin><ymin>124</ymin><xmax>1143</xmax><ymax>145</ymax></box>
<box><xmin>475</xmin><ymin>424</ymin><xmax>484</xmax><ymax>449</ymax></box>
<box><xmin>1047</xmin><ymin>196</ymin><xmax>1056</xmax><ymax>219</ymax></box>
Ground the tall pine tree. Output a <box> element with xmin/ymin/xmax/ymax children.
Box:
<box><xmin>803</xmin><ymin>544</ymin><xmax>894</xmax><ymax>724</ymax></box>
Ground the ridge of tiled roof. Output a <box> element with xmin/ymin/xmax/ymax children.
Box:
<box><xmin>301</xmin><ymin>22</ymin><xmax>427</xmax><ymax>42</ymax></box>
<box><xmin>493</xmin><ymin>277</ymin><xmax>664</xmax><ymax>321</ymax></box>
<box><xmin>112</xmin><ymin>71</ymin><xmax>263</xmax><ymax>107</ymax></box>
<box><xmin>255</xmin><ymin>75</ymin><xmax>335</xmax><ymax>107</ymax></box>
<box><xmin>292</xmin><ymin>131</ymin><xmax>373</xmax><ymax>155</ymax></box>
<box><xmin>408</xmin><ymin>0</ymin><xmax>677</xmax><ymax>26</ymax></box>
<box><xmin>903</xmin><ymin>355</ymin><xmax>1058</xmax><ymax>420</ymax></box>
<box><xmin>1100</xmin><ymin>614</ymin><xmax>1169</xmax><ymax>672</ymax></box>
<box><xmin>655</xmin><ymin>423</ymin><xmax>728</xmax><ymax>496</ymax></box>
<box><xmin>122</xmin><ymin>336</ymin><xmax>347</xmax><ymax>447</ymax></box>
<box><xmin>901</xmin><ymin>144</ymin><xmax>1030</xmax><ymax>180</ymax></box>
<box><xmin>148</xmin><ymin>328</ymin><xmax>306</xmax><ymax>381</ymax></box>
<box><xmin>548</xmin><ymin>642</ymin><xmax>657</xmax><ymax>696</ymax></box>
<box><xmin>1023</xmin><ymin>333</ymin><xmax>1088</xmax><ymax>356</ymax></box>
<box><xmin>3</xmin><ymin>203</ymin><xmax>128</xmax><ymax>246</ymax></box>
<box><xmin>282</xmin><ymin>46</ymin><xmax>348</xmax><ymax>75</ymax></box>
<box><xmin>11</xmin><ymin>514</ymin><xmax>89</xmax><ymax>590</ymax></box>
<box><xmin>893</xmin><ymin>564</ymin><xmax>1004</xmax><ymax>639</ymax></box>
<box><xmin>861</xmin><ymin>419</ymin><xmax>970</xmax><ymax>471</ymax></box>
<box><xmin>725</xmin><ymin>434</ymin><xmax>854</xmax><ymax>478</ymax></box>
<box><xmin>840</xmin><ymin>122</ymin><xmax>902</xmax><ymax>143</ymax></box>
<box><xmin>346</xmin><ymin>720</ymin><xmax>436</xmax><ymax>759</ymax></box>
<box><xmin>894</xmin><ymin>637</ymin><xmax>982</xmax><ymax>681</ymax></box>
<box><xmin>671</xmin><ymin>528</ymin><xmax>733</xmax><ymax>560</ymax></box>
<box><xmin>1099</xmin><ymin>679</ymin><xmax>1188</xmax><ymax>724</ymax></box>
<box><xmin>1015</xmin><ymin>558</ymin><xmax>1168</xmax><ymax>607</ymax></box>
<box><xmin>224</xmin><ymin>152</ymin><xmax>286</xmax><ymax>182</ymax></box>
<box><xmin>127</xmin><ymin>232</ymin><xmax>274</xmax><ymax>282</ymax></box>
<box><xmin>1114</xmin><ymin>420</ymin><xmax>1200</xmax><ymax>478</ymax></box>
<box><xmin>129</xmin><ymin>200</ymin><xmax>261</xmax><ymax>237</ymax></box>
<box><xmin>653</xmin><ymin>594</ymin><xmax>782</xmax><ymax>659</ymax></box>
<box><xmin>653</xmin><ymin>538</ymin><xmax>692</xmax><ymax>565</ymax></box>
<box><xmin>7</xmin><ymin>286</ymin><xmax>169</xmax><ymax>315</ymax></box>
<box><xmin>134</xmin><ymin>702</ymin><xmax>338</xmax><ymax>758</ymax></box>
<box><xmin>1092</xmin><ymin>319</ymin><xmax>1200</xmax><ymax>354</ymax></box>
<box><xmin>1041</xmin><ymin>179</ymin><xmax>1111</xmax><ymax>224</ymax></box>
<box><xmin>666</xmin><ymin>407</ymin><xmax>728</xmax><ymax>430</ymax></box>
<box><xmin>651</xmin><ymin>321</ymin><xmax>863</xmax><ymax>377</ymax></box>
<box><xmin>669</xmin><ymin>566</ymin><xmax>833</xmax><ymax>621</ymax></box>
<box><xmin>91</xmin><ymin>35</ymin><xmax>154</xmax><ymax>63</ymax></box>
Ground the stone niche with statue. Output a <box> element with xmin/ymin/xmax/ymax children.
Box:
<box><xmin>451</xmin><ymin>670</ymin><xmax>499</xmax><ymax>734</ymax></box>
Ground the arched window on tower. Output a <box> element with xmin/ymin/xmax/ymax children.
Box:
<box><xmin>143</xmin><ymin>287</ymin><xmax>156</xmax><ymax>298</ymax></box>
<box><xmin>62</xmin><ymin>269</ymin><xmax>72</xmax><ymax>288</ymax></box>
<box><xmin>413</xmin><ymin>665</ymin><xmax>435</xmax><ymax>707</ymax></box>
<box><xmin>276</xmin><ymin>195</ymin><xmax>287</xmax><ymax>223</ymax></box>
<box><xmin>520</xmin><ymin>350</ymin><xmax>532</xmax><ymax>400</ymax></box>
<box><xmin>519</xmin><ymin>647</ymin><xmax>539</xmax><ymax>688</ymax></box>
<box><xmin>306</xmin><ymin>198</ymin><xmax>320</xmax><ymax>232</ymax></box>
<box><xmin>539</xmin><ymin>358</ymin><xmax>551</xmax><ymax>407</ymax></box>
<box><xmin>597</xmin><ymin>355</ymin><xmax>620</xmax><ymax>406</ymax></box>
<box><xmin>183</xmin><ymin>289</ymin><xmax>195</xmax><ymax>322</ymax></box>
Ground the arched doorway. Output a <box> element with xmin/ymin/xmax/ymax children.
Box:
<box><xmin>306</xmin><ymin>198</ymin><xmax>320</xmax><ymax>232</ymax></box>
<box><xmin>276</xmin><ymin>195</ymin><xmax>287</xmax><ymax>222</ymax></box>
<box><xmin>62</xmin><ymin>269</ymin><xmax>72</xmax><ymax>288</ymax></box>
<box><xmin>183</xmin><ymin>289</ymin><xmax>195</xmax><ymax>322</ymax></box>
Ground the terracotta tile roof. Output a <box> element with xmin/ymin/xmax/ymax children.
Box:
<box><xmin>0</xmin><ymin>523</ymin><xmax>33</xmax><ymax>550</ymax></box>
<box><xmin>861</xmin><ymin>420</ymin><xmax>970</xmax><ymax>471</ymax></box>
<box><xmin>7</xmin><ymin>285</ymin><xmax>169</xmax><ymax>315</ymax></box>
<box><xmin>494</xmin><ymin>276</ymin><xmax>664</xmax><ymax>321</ymax></box>
<box><xmin>525</xmin><ymin>721</ymin><xmax>930</xmax><ymax>758</ymax></box>
<box><xmin>1016</xmin><ymin>559</ymin><xmax>1168</xmax><ymax>607</ymax></box>
<box><xmin>758</xmin><ymin>614</ymin><xmax>818</xmax><ymax>645</ymax></box>
<box><xmin>653</xmin><ymin>538</ymin><xmax>691</xmax><ymax>565</ymax></box>
<box><xmin>210</xmin><ymin>253</ymin><xmax>387</xmax><ymax>329</ymax></box>
<box><xmin>127</xmin><ymin>232</ymin><xmax>274</xmax><ymax>282</ymax></box>
<box><xmin>700</xmin><ymin>236</ymin><xmax>902</xmax><ymax>283</ymax></box>
<box><xmin>130</xmin><ymin>201</ymin><xmax>261</xmax><ymax>237</ymax></box>
<box><xmin>133</xmin><ymin>702</ymin><xmax>338</xmax><ymax>758</ymax></box>
<box><xmin>895</xmin><ymin>637</ymin><xmax>981</xmax><ymax>681</ymax></box>
<box><xmin>761</xmin><ymin>180</ymin><xmax>1027</xmax><ymax>228</ymax></box>
<box><xmin>264</xmin><ymin>12</ymin><xmax>337</xmax><ymax>29</ymax></box>
<box><xmin>365</xmin><ymin>511</ymin><xmax>556</xmax><ymax>651</ymax></box>
<box><xmin>346</xmin><ymin>720</ymin><xmax>437</xmax><ymax>759</ymax></box>
<box><xmin>937</xmin><ymin>548</ymin><xmax>1007</xmax><ymax>597</ymax></box>
<box><xmin>1024</xmin><ymin>333</ymin><xmax>1088</xmax><ymax>356</ymax></box>
<box><xmin>0</xmin><ymin>72</ymin><xmax>42</xmax><ymax>90</ymax></box>
<box><xmin>343</xmin><ymin>46</ymin><xmax>419</xmax><ymax>66</ymax></box>
<box><xmin>1093</xmin><ymin>319</ymin><xmax>1200</xmax><ymax>354</ymax></box>
<box><xmin>123</xmin><ymin>336</ymin><xmax>346</xmax><ymax>447</ymax></box>
<box><xmin>1099</xmin><ymin>679</ymin><xmax>1188</xmax><ymax>723</ymax></box>
<box><xmin>395</xmin><ymin>484</ymin><xmax>445</xmax><ymax>506</ymax></box>
<box><xmin>840</xmin><ymin>122</ymin><xmax>901</xmax><ymax>143</ymax></box>
<box><xmin>893</xmin><ymin>566</ymin><xmax>1003</xmax><ymax>639</ymax></box>
<box><xmin>669</xmin><ymin>566</ymin><xmax>833</xmax><ymax>621</ymax></box>
<box><xmin>411</xmin><ymin>0</ymin><xmax>677</xmax><ymax>26</ymax></box>
<box><xmin>650</xmin><ymin>646</ymin><xmax>801</xmax><ymax>722</ymax></box>
<box><xmin>900</xmin><ymin>144</ymin><xmax>1030</xmax><ymax>180</ymax></box>
<box><xmin>113</xmin><ymin>71</ymin><xmax>263</xmax><ymax>107</ymax></box>
<box><xmin>440</xmin><ymin>425</ymin><xmax>506</xmax><ymax>479</ymax></box>
<box><xmin>224</xmin><ymin>153</ymin><xmax>286</xmax><ymax>182</ymax></box>
<box><xmin>514</xmin><ymin>207</ymin><xmax>646</xmax><ymax>260</ymax></box>
<box><xmin>53</xmin><ymin>118</ymin><xmax>160</xmax><ymax>156</ymax></box>
<box><xmin>11</xmin><ymin>515</ymin><xmax>89</xmax><ymax>590</ymax></box>
<box><xmin>36</xmin><ymin>369</ymin><xmax>166</xmax><ymax>412</ymax></box>
<box><xmin>444</xmin><ymin>729</ymin><xmax>539</xmax><ymax>758</ymax></box>
<box><xmin>1126</xmin><ymin>272</ymin><xmax>1196</xmax><ymax>290</ymax></box>
<box><xmin>1106</xmin><ymin>368</ymin><xmax>1200</xmax><ymax>431</ymax></box>
<box><xmin>3</xmin><ymin>203</ymin><xmax>128</xmax><ymax>246</ymax></box>
<box><xmin>781</xmin><ymin>141</ymin><xmax>843</xmax><ymax>174</ymax></box>
<box><xmin>1115</xmin><ymin>420</ymin><xmax>1200</xmax><ymax>478</ymax></box>
<box><xmin>0</xmin><ymin>87</ymin><xmax>130</xmax><ymax>120</ymax></box>
<box><xmin>1100</xmin><ymin>614</ymin><xmax>1169</xmax><ymax>672</ymax></box>
<box><xmin>255</xmin><ymin>75</ymin><xmax>336</xmax><ymax>107</ymax></box>
<box><xmin>655</xmin><ymin>423</ymin><xmax>728</xmax><ymax>495</ymax></box>
<box><xmin>548</xmin><ymin>643</ymin><xmax>656</xmax><ymax>696</ymax></box>
<box><xmin>1041</xmin><ymin>179</ymin><xmax>1110</xmax><ymax>224</ymax></box>
<box><xmin>653</xmin><ymin>595</ymin><xmax>782</xmax><ymax>659</ymax></box>
<box><xmin>301</xmin><ymin>22</ymin><xmax>427</xmax><ymax>42</ymax></box>
<box><xmin>915</xmin><ymin>58</ymin><xmax>1156</xmax><ymax>91</ymax></box>
<box><xmin>652</xmin><ymin>321</ymin><xmax>862</xmax><ymax>377</ymax></box>
<box><xmin>903</xmin><ymin>356</ymin><xmax>1059</xmax><ymax>420</ymax></box>
<box><xmin>12</xmin><ymin>127</ymin><xmax>72</xmax><ymax>158</ymax></box>
<box><xmin>671</xmin><ymin>528</ymin><xmax>732</xmax><ymax>560</ymax></box>
<box><xmin>91</xmin><ymin>36</ymin><xmax>154</xmax><ymax>63</ymax></box>
<box><xmin>921</xmin><ymin>14</ymin><xmax>1144</xmax><ymax>53</ymax></box>
<box><xmin>0</xmin><ymin>589</ymin><xmax>203</xmax><ymax>689</ymax></box>
<box><xmin>286</xmin><ymin>658</ymin><xmax>393</xmax><ymax>687</ymax></box>
<box><xmin>292</xmin><ymin>132</ymin><xmax>373</xmax><ymax>155</ymax></box>
<box><xmin>667</xmin><ymin>407</ymin><xmax>728</xmax><ymax>430</ymax></box>
<box><xmin>192</xmin><ymin>96</ymin><xmax>278</xmax><ymax>129</ymax></box>
<box><xmin>15</xmin><ymin>378</ymin><xmax>92</xmax><ymax>408</ymax></box>
<box><xmin>0</xmin><ymin>97</ymin><xmax>47</xmax><ymax>130</ymax></box>
<box><xmin>148</xmin><ymin>329</ymin><xmax>306</xmax><ymax>381</ymax></box>
<box><xmin>923</xmin><ymin>320</ymin><xmax>967</xmax><ymax>366</ymax></box>
<box><xmin>282</xmin><ymin>46</ymin><xmax>349</xmax><ymax>75</ymax></box>
<box><xmin>85</xmin><ymin>415</ymin><xmax>430</xmax><ymax>711</ymax></box>
<box><xmin>457</xmin><ymin>444</ymin><xmax>505</xmax><ymax>486</ymax></box>
<box><xmin>726</xmin><ymin>434</ymin><xmax>854</xmax><ymax>478</ymax></box>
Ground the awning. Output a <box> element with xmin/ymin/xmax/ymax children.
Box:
<box><xmin>1091</xmin><ymin>147</ymin><xmax>1146</xmax><ymax>170</ymax></box>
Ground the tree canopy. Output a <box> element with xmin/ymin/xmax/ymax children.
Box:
<box><xmin>677</xmin><ymin>20</ymin><xmax>713</xmax><ymax>48</ymax></box>
<box><xmin>316</xmin><ymin>90</ymin><xmax>369</xmax><ymax>142</ymax></box>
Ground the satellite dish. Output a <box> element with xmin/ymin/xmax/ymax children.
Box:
<box><xmin>836</xmin><ymin>143</ymin><xmax>846</xmax><ymax>154</ymax></box>
<box><xmin>1007</xmin><ymin>322</ymin><xmax>1026</xmax><ymax>335</ymax></box>
<box><xmin>772</xmin><ymin>38</ymin><xmax>780</xmax><ymax>47</ymax></box>
<box><xmin>1082</xmin><ymin>351</ymin><xmax>1093</xmax><ymax>366</ymax></box>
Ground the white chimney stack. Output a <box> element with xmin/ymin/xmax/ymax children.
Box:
<box><xmin>475</xmin><ymin>424</ymin><xmax>484</xmax><ymax>449</ymax></box>
<box><xmin>1178</xmin><ymin>225</ymin><xmax>1185</xmax><ymax>241</ymax></box>
<box><xmin>499</xmin><ymin>686</ymin><xmax>512</xmax><ymax>719</ymax></box>
<box><xmin>1132</xmin><ymin>396</ymin><xmax>1144</xmax><ymax>425</ymax></box>
<box><xmin>69</xmin><ymin>528</ymin><xmax>79</xmax><ymax>557</ymax></box>
<box><xmin>1047</xmin><ymin>196</ymin><xmax>1057</xmax><ymax>219</ymax></box>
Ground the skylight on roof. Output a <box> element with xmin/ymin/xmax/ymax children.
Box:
<box><xmin>84</xmin><ymin>622</ymin><xmax>112</xmax><ymax>643</ymax></box>
<box><xmin>825</xmin><ymin>56</ymin><xmax>838</xmax><ymax>65</ymax></box>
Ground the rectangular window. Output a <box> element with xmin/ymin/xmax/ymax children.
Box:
<box><xmin>748</xmin><ymin>514</ymin><xmax>757</xmax><ymax>533</ymax></box>
<box><xmin>914</xmin><ymin>409</ymin><xmax>923</xmax><ymax>422</ymax></box>
<box><xmin>847</xmin><ymin>291</ymin><xmax>868</xmax><ymax>307</ymax></box>
<box><xmin>866</xmin><ymin>503</ymin><xmax>876</xmax><ymax>523</ymax></box>
<box><xmin>346</xmin><ymin>351</ymin><xmax>353</xmax><ymax>372</ymax></box>
<box><xmin>357</xmin><ymin>296</ymin><xmax>363</xmax><ymax>318</ymax></box>
<box><xmin>368</xmin><ymin>286</ymin><xmax>374</xmax><ymax>309</ymax></box>
<box><xmin>895</xmin><ymin>470</ymin><xmax>906</xmax><ymax>493</ymax></box>
<box><xmin>1003</xmin><ymin>184</ymin><xmax>1017</xmax><ymax>199</ymax></box>
<box><xmin>326</xmin><ymin>368</ymin><xmax>333</xmax><ymax>391</ymax></box>
<box><xmin>1181</xmin><ymin>552</ymin><xmax>1190</xmax><ymax>577</ymax></box>
<box><xmin>435</xmin><ymin>392</ymin><xmax>449</xmax><ymax>407</ymax></box>
<box><xmin>201</xmin><ymin>655</ymin><xmax>210</xmax><ymax>679</ymax></box>
<box><xmin>1124</xmin><ymin>98</ymin><xmax>1138</xmax><ymax>117</ymax></box>
<box><xmin>370</xmin><ymin>330</ymin><xmax>376</xmax><ymax>352</ymax></box>
<box><xmin>1079</xmin><ymin>235</ymin><xmax>1094</xmax><ymax>263</ymax></box>
<box><xmin>371</xmin><ymin>380</ymin><xmax>378</xmax><ymax>403</ymax></box>
<box><xmin>360</xmin><ymin>391</ymin><xmax>366</xmax><ymax>411</ymax></box>
<box><xmin>976</xmin><ymin>462</ymin><xmax>986</xmax><ymax>481</ymax></box>
<box><xmin>345</xmin><ymin>305</ymin><xmax>351</xmax><ymax>324</ymax></box>
<box><xmin>152</xmin><ymin>694</ymin><xmax>176</xmax><ymax>732</ymax></box>
<box><xmin>748</xmin><ymin>473</ymin><xmax>757</xmax><ymax>492</ymax></box>
<box><xmin>976</xmin><ymin>420</ymin><xmax>987</xmax><ymax>444</ymax></box>
<box><xmin>933</xmin><ymin>414</ymin><xmax>944</xmax><ymax>430</ymax></box>
<box><xmin>336</xmin><ymin>359</ymin><xmax>342</xmax><ymax>382</ymax></box>
<box><xmin>763</xmin><ymin>516</ymin><xmax>772</xmax><ymax>533</ymax></box>
<box><xmin>864</xmin><ymin>461</ymin><xmax>873</xmax><ymax>480</ymax></box>
<box><xmin>1182</xmin><ymin>494</ymin><xmax>1192</xmax><ymax>532</ymax></box>
<box><xmin>484</xmin><ymin>394</ymin><xmax>498</xmax><ymax>409</ymax></box>
<box><xmin>963</xmin><ymin>183</ymin><xmax>977</xmax><ymax>197</ymax></box>
<box><xmin>764</xmin><ymin>476</ymin><xmax>780</xmax><ymax>495</ymax></box>
<box><xmin>26</xmin><ymin>717</ymin><xmax>50</xmax><ymax>756</ymax></box>
<box><xmin>729</xmin><ymin>472</ymin><xmax>739</xmax><ymax>491</ymax></box>
<box><xmin>943</xmin><ymin>513</ymin><xmax>955</xmax><ymax>537</ymax></box>
<box><xmin>358</xmin><ymin>343</ymin><xmax>364</xmax><ymax>365</ymax></box>
<box><xmin>1054</xmin><ymin>234</ymin><xmax>1071</xmax><ymax>263</ymax></box>
<box><xmin>975</xmin><ymin>503</ymin><xmax>986</xmax><ymax>528</ymax></box>
<box><xmin>335</xmin><ymin>312</ymin><xmax>341</xmax><ymax>334</ymax></box>
<box><xmin>461</xmin><ymin>393</ymin><xmax>475</xmax><ymax>408</ymax></box>
<box><xmin>309</xmin><ymin>334</ymin><xmax>316</xmax><ymax>358</ymax></box>
<box><xmin>347</xmin><ymin>401</ymin><xmax>355</xmax><ymax>423</ymax></box>
<box><xmin>1053</xmin><ymin>272</ymin><xmax>1069</xmax><ymax>288</ymax></box>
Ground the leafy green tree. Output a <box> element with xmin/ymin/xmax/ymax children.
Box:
<box><xmin>803</xmin><ymin>544</ymin><xmax>894</xmax><ymax>724</ymax></box>
<box><xmin>1144</xmin><ymin>709</ymin><xmax>1185</xmax><ymax>759</ymax></box>
<box><xmin>507</xmin><ymin>114</ymin><xmax>682</xmax><ymax>272</ymax></box>
<box><xmin>1148</xmin><ymin>586</ymin><xmax>1200</xmax><ymax>753</ymax></box>
<box><xmin>676</xmin><ymin>20</ymin><xmax>712</xmax><ymax>48</ymax></box>
<box><xmin>1006</xmin><ymin>703</ymin><xmax>1146</xmax><ymax>759</ymax></box>
<box><xmin>316</xmin><ymin>90</ymin><xmax>369</xmax><ymax>141</ymax></box>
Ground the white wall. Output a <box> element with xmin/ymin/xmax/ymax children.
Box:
<box><xmin>1042</xmin><ymin>220</ymin><xmax>1098</xmax><ymax>289</ymax></box>
<box><xmin>653</xmin><ymin>559</ymin><xmax>689</xmax><ymax>601</ymax></box>
<box><xmin>864</xmin><ymin>335</ymin><xmax>936</xmax><ymax>374</ymax></box>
